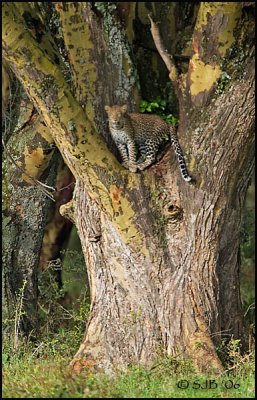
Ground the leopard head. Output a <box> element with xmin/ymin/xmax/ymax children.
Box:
<box><xmin>105</xmin><ymin>105</ymin><xmax>127</xmax><ymax>130</ymax></box>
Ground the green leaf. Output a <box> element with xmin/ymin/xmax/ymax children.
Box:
<box><xmin>2</xmin><ymin>354</ymin><xmax>8</xmax><ymax>363</ymax></box>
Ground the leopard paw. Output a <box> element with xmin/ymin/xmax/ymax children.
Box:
<box><xmin>136</xmin><ymin>163</ymin><xmax>146</xmax><ymax>171</ymax></box>
<box><xmin>121</xmin><ymin>162</ymin><xmax>129</xmax><ymax>169</ymax></box>
<box><xmin>128</xmin><ymin>165</ymin><xmax>138</xmax><ymax>173</ymax></box>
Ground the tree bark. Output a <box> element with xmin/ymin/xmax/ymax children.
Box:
<box><xmin>2</xmin><ymin>2</ymin><xmax>72</xmax><ymax>335</ymax></box>
<box><xmin>2</xmin><ymin>102</ymin><xmax>58</xmax><ymax>335</ymax></box>
<box><xmin>3</xmin><ymin>2</ymin><xmax>255</xmax><ymax>372</ymax></box>
<box><xmin>70</xmin><ymin>2</ymin><xmax>255</xmax><ymax>373</ymax></box>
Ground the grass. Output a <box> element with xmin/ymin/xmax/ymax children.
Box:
<box><xmin>2</xmin><ymin>325</ymin><xmax>255</xmax><ymax>399</ymax></box>
<box><xmin>2</xmin><ymin>353</ymin><xmax>255</xmax><ymax>398</ymax></box>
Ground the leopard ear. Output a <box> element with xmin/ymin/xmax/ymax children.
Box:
<box><xmin>105</xmin><ymin>105</ymin><xmax>110</xmax><ymax>113</ymax></box>
<box><xmin>121</xmin><ymin>105</ymin><xmax>127</xmax><ymax>113</ymax></box>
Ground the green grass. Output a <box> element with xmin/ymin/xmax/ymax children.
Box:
<box><xmin>2</xmin><ymin>357</ymin><xmax>255</xmax><ymax>398</ymax></box>
<box><xmin>2</xmin><ymin>335</ymin><xmax>255</xmax><ymax>399</ymax></box>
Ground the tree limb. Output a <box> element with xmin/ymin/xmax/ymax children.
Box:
<box><xmin>2</xmin><ymin>2</ymin><xmax>145</xmax><ymax>248</ymax></box>
<box><xmin>148</xmin><ymin>14</ymin><xmax>178</xmax><ymax>84</ymax></box>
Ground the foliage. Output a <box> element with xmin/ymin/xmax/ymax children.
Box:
<box><xmin>240</xmin><ymin>205</ymin><xmax>255</xmax><ymax>328</ymax></box>
<box><xmin>140</xmin><ymin>97</ymin><xmax>179</xmax><ymax>126</ymax></box>
<box><xmin>215</xmin><ymin>71</ymin><xmax>232</xmax><ymax>95</ymax></box>
<box><xmin>37</xmin><ymin>252</ymin><xmax>89</xmax><ymax>336</ymax></box>
<box><xmin>240</xmin><ymin>207</ymin><xmax>255</xmax><ymax>261</ymax></box>
<box><xmin>3</xmin><ymin>250</ymin><xmax>89</xmax><ymax>362</ymax></box>
<box><xmin>94</xmin><ymin>2</ymin><xmax>117</xmax><ymax>16</ymax></box>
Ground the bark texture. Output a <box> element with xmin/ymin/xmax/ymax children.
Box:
<box><xmin>2</xmin><ymin>2</ymin><xmax>73</xmax><ymax>334</ymax></box>
<box><xmin>2</xmin><ymin>2</ymin><xmax>255</xmax><ymax>372</ymax></box>
<box><xmin>3</xmin><ymin>103</ymin><xmax>58</xmax><ymax>334</ymax></box>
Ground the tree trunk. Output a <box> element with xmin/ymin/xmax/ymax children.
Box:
<box><xmin>3</xmin><ymin>2</ymin><xmax>255</xmax><ymax>372</ymax></box>
<box><xmin>3</xmin><ymin>110</ymin><xmax>58</xmax><ymax>335</ymax></box>
<box><xmin>68</xmin><ymin>2</ymin><xmax>255</xmax><ymax>373</ymax></box>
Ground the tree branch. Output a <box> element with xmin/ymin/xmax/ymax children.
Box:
<box><xmin>148</xmin><ymin>14</ymin><xmax>178</xmax><ymax>84</ymax></box>
<box><xmin>2</xmin><ymin>3</ymin><xmax>121</xmax><ymax>188</ymax></box>
<box><xmin>2</xmin><ymin>2</ymin><xmax>145</xmax><ymax>247</ymax></box>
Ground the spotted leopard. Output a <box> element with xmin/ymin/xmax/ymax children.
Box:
<box><xmin>105</xmin><ymin>104</ymin><xmax>192</xmax><ymax>182</ymax></box>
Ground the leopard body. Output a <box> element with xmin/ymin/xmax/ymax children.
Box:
<box><xmin>105</xmin><ymin>104</ymin><xmax>192</xmax><ymax>182</ymax></box>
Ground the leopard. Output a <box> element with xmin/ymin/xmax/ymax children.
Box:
<box><xmin>105</xmin><ymin>104</ymin><xmax>192</xmax><ymax>182</ymax></box>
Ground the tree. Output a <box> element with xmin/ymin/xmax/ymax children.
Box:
<box><xmin>2</xmin><ymin>2</ymin><xmax>255</xmax><ymax>373</ymax></box>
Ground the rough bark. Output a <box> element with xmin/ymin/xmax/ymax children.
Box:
<box><xmin>2</xmin><ymin>104</ymin><xmax>58</xmax><ymax>335</ymax></box>
<box><xmin>70</xmin><ymin>2</ymin><xmax>255</xmax><ymax>373</ymax></box>
<box><xmin>2</xmin><ymin>2</ymin><xmax>255</xmax><ymax>373</ymax></box>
